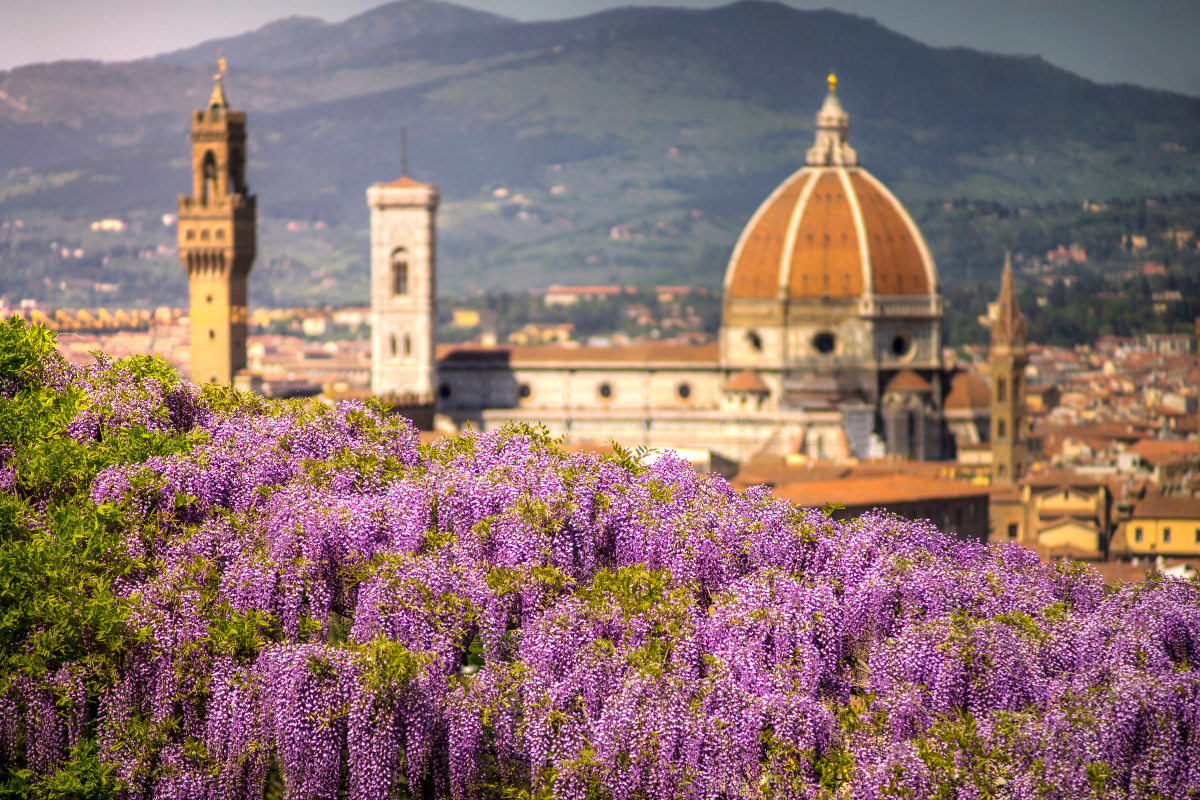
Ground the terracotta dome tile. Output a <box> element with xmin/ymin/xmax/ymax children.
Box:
<box><xmin>848</xmin><ymin>173</ymin><xmax>929</xmax><ymax>296</ymax></box>
<box><xmin>789</xmin><ymin>172</ymin><xmax>862</xmax><ymax>299</ymax></box>
<box><xmin>884</xmin><ymin>369</ymin><xmax>933</xmax><ymax>393</ymax></box>
<box><xmin>725</xmin><ymin>369</ymin><xmax>770</xmax><ymax>393</ymax></box>
<box><xmin>727</xmin><ymin>172</ymin><xmax>811</xmax><ymax>299</ymax></box>
<box><xmin>944</xmin><ymin>371</ymin><xmax>991</xmax><ymax>410</ymax></box>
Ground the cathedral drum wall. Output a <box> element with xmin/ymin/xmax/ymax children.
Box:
<box><xmin>720</xmin><ymin>324</ymin><xmax>785</xmax><ymax>368</ymax></box>
<box><xmin>782</xmin><ymin>312</ymin><xmax>872</xmax><ymax>367</ymax></box>
<box><xmin>872</xmin><ymin>317</ymin><xmax>940</xmax><ymax>370</ymax></box>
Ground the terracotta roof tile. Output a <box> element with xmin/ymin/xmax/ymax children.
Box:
<box><xmin>774</xmin><ymin>475</ymin><xmax>987</xmax><ymax>508</ymax></box>
<box><xmin>1129</xmin><ymin>439</ymin><xmax>1198</xmax><ymax>466</ymax></box>
<box><xmin>1132</xmin><ymin>495</ymin><xmax>1200</xmax><ymax>520</ymax></box>
<box><xmin>848</xmin><ymin>172</ymin><xmax>930</xmax><ymax>295</ymax></box>
<box><xmin>725</xmin><ymin>369</ymin><xmax>770</xmax><ymax>392</ymax></box>
<box><xmin>379</xmin><ymin>175</ymin><xmax>431</xmax><ymax>188</ymax></box>
<box><xmin>944</xmin><ymin>371</ymin><xmax>991</xmax><ymax>410</ymax></box>
<box><xmin>724</xmin><ymin>164</ymin><xmax>936</xmax><ymax>303</ymax></box>
<box><xmin>728</xmin><ymin>172</ymin><xmax>810</xmax><ymax>299</ymax></box>
<box><xmin>884</xmin><ymin>369</ymin><xmax>933</xmax><ymax>393</ymax></box>
<box><xmin>789</xmin><ymin>172</ymin><xmax>862</xmax><ymax>299</ymax></box>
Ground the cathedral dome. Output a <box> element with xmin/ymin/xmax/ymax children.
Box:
<box><xmin>723</xmin><ymin>76</ymin><xmax>937</xmax><ymax>302</ymax></box>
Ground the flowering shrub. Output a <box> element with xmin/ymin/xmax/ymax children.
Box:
<box><xmin>1</xmin><ymin>315</ymin><xmax>1198</xmax><ymax>799</ymax></box>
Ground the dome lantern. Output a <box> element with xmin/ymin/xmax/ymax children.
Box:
<box><xmin>806</xmin><ymin>72</ymin><xmax>857</xmax><ymax>167</ymax></box>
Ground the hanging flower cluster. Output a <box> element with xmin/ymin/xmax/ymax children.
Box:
<box><xmin>1</xmin><ymin>318</ymin><xmax>1198</xmax><ymax>799</ymax></box>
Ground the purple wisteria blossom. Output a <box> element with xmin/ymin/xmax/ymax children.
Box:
<box><xmin>5</xmin><ymin>352</ymin><xmax>1200</xmax><ymax>800</ymax></box>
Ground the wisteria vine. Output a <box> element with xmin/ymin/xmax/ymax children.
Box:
<box><xmin>1</xmin><ymin>317</ymin><xmax>1198</xmax><ymax>799</ymax></box>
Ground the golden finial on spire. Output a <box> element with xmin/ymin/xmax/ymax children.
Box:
<box><xmin>209</xmin><ymin>48</ymin><xmax>229</xmax><ymax>110</ymax></box>
<box><xmin>827</xmin><ymin>72</ymin><xmax>837</xmax><ymax>91</ymax></box>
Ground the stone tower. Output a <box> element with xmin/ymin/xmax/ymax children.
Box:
<box><xmin>990</xmin><ymin>252</ymin><xmax>1028</xmax><ymax>484</ymax></box>
<box><xmin>178</xmin><ymin>67</ymin><xmax>255</xmax><ymax>386</ymax></box>
<box><xmin>368</xmin><ymin>164</ymin><xmax>439</xmax><ymax>399</ymax></box>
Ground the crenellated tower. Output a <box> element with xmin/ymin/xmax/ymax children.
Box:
<box><xmin>178</xmin><ymin>63</ymin><xmax>256</xmax><ymax>386</ymax></box>
<box><xmin>990</xmin><ymin>252</ymin><xmax>1028</xmax><ymax>483</ymax></box>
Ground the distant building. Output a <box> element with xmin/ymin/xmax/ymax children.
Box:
<box><xmin>1141</xmin><ymin>333</ymin><xmax>1193</xmax><ymax>355</ymax></box>
<box><xmin>543</xmin><ymin>285</ymin><xmax>630</xmax><ymax>306</ymax></box>
<box><xmin>368</xmin><ymin>169</ymin><xmax>439</xmax><ymax>400</ymax></box>
<box><xmin>506</xmin><ymin>323</ymin><xmax>574</xmax><ymax>345</ymax></box>
<box><xmin>991</xmin><ymin>472</ymin><xmax>1113</xmax><ymax>560</ymax></box>
<box><xmin>450</xmin><ymin>308</ymin><xmax>497</xmax><ymax>329</ymax></box>
<box><xmin>774</xmin><ymin>475</ymin><xmax>988</xmax><ymax>543</ymax></box>
<box><xmin>1119</xmin><ymin>495</ymin><xmax>1200</xmax><ymax>559</ymax></box>
<box><xmin>434</xmin><ymin>76</ymin><xmax>980</xmax><ymax>463</ymax></box>
<box><xmin>177</xmin><ymin>69</ymin><xmax>256</xmax><ymax>386</ymax></box>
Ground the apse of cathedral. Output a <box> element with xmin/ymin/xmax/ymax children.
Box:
<box><xmin>425</xmin><ymin>76</ymin><xmax>992</xmax><ymax>462</ymax></box>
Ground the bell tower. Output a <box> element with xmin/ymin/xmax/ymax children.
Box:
<box><xmin>368</xmin><ymin>138</ymin><xmax>438</xmax><ymax>399</ymax></box>
<box><xmin>990</xmin><ymin>252</ymin><xmax>1028</xmax><ymax>484</ymax></box>
<box><xmin>178</xmin><ymin>62</ymin><xmax>256</xmax><ymax>387</ymax></box>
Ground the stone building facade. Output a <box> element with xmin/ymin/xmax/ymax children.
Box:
<box><xmin>368</xmin><ymin>175</ymin><xmax>439</xmax><ymax>399</ymax></box>
<box><xmin>178</xmin><ymin>71</ymin><xmax>256</xmax><ymax>386</ymax></box>
<box><xmin>431</xmin><ymin>77</ymin><xmax>971</xmax><ymax>462</ymax></box>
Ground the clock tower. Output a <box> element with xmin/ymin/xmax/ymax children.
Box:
<box><xmin>178</xmin><ymin>64</ymin><xmax>256</xmax><ymax>386</ymax></box>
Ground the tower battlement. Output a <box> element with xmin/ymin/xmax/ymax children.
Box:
<box><xmin>178</xmin><ymin>71</ymin><xmax>256</xmax><ymax>387</ymax></box>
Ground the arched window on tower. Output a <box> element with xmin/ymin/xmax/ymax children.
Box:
<box><xmin>403</xmin><ymin>334</ymin><xmax>412</xmax><ymax>357</ymax></box>
<box><xmin>202</xmin><ymin>151</ymin><xmax>217</xmax><ymax>204</ymax></box>
<box><xmin>997</xmin><ymin>378</ymin><xmax>1007</xmax><ymax>402</ymax></box>
<box><xmin>391</xmin><ymin>250</ymin><xmax>409</xmax><ymax>296</ymax></box>
<box><xmin>997</xmin><ymin>419</ymin><xmax>1006</xmax><ymax>439</ymax></box>
<box><xmin>389</xmin><ymin>333</ymin><xmax>397</xmax><ymax>359</ymax></box>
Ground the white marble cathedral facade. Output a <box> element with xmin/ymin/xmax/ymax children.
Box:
<box><xmin>374</xmin><ymin>77</ymin><xmax>985</xmax><ymax>463</ymax></box>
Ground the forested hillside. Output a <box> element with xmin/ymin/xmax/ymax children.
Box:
<box><xmin>0</xmin><ymin>0</ymin><xmax>1198</xmax><ymax>302</ymax></box>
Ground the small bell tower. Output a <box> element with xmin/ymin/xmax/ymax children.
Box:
<box><xmin>368</xmin><ymin>128</ymin><xmax>438</xmax><ymax>399</ymax></box>
<box><xmin>178</xmin><ymin>58</ymin><xmax>256</xmax><ymax>386</ymax></box>
<box><xmin>990</xmin><ymin>252</ymin><xmax>1028</xmax><ymax>484</ymax></box>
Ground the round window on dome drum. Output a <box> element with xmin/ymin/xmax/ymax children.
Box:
<box><xmin>676</xmin><ymin>382</ymin><xmax>692</xmax><ymax>400</ymax></box>
<box><xmin>813</xmin><ymin>332</ymin><xmax>836</xmax><ymax>354</ymax></box>
<box><xmin>598</xmin><ymin>382</ymin><xmax>613</xmax><ymax>399</ymax></box>
<box><xmin>746</xmin><ymin>331</ymin><xmax>763</xmax><ymax>353</ymax></box>
<box><xmin>891</xmin><ymin>333</ymin><xmax>912</xmax><ymax>358</ymax></box>
<box><xmin>518</xmin><ymin>383</ymin><xmax>532</xmax><ymax>399</ymax></box>
<box><xmin>438</xmin><ymin>383</ymin><xmax>452</xmax><ymax>400</ymax></box>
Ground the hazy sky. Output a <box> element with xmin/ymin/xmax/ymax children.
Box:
<box><xmin>4</xmin><ymin>0</ymin><xmax>1199</xmax><ymax>95</ymax></box>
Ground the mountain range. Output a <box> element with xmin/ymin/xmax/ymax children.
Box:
<box><xmin>0</xmin><ymin>0</ymin><xmax>1198</xmax><ymax>300</ymax></box>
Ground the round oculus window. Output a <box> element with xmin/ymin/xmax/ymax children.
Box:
<box><xmin>598</xmin><ymin>382</ymin><xmax>613</xmax><ymax>399</ymax></box>
<box><xmin>891</xmin><ymin>334</ymin><xmax>911</xmax><ymax>358</ymax></box>
<box><xmin>438</xmin><ymin>383</ymin><xmax>452</xmax><ymax>400</ymax></box>
<box><xmin>518</xmin><ymin>383</ymin><xmax>532</xmax><ymax>399</ymax></box>
<box><xmin>746</xmin><ymin>330</ymin><xmax>763</xmax><ymax>353</ymax></box>
<box><xmin>676</xmin><ymin>382</ymin><xmax>692</xmax><ymax>400</ymax></box>
<box><xmin>813</xmin><ymin>332</ymin><xmax>836</xmax><ymax>354</ymax></box>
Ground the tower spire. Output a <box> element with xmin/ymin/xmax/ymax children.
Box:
<box><xmin>991</xmin><ymin>249</ymin><xmax>1026</xmax><ymax>350</ymax></box>
<box><xmin>209</xmin><ymin>54</ymin><xmax>229</xmax><ymax>110</ymax></box>
<box><xmin>806</xmin><ymin>72</ymin><xmax>857</xmax><ymax>167</ymax></box>
<box><xmin>989</xmin><ymin>250</ymin><xmax>1029</xmax><ymax>485</ymax></box>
